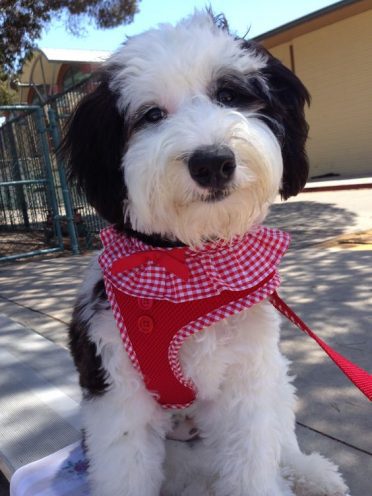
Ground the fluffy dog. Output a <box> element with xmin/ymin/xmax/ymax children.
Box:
<box><xmin>63</xmin><ymin>11</ymin><xmax>349</xmax><ymax>496</ymax></box>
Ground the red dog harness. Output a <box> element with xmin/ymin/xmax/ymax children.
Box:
<box><xmin>99</xmin><ymin>226</ymin><xmax>372</xmax><ymax>408</ymax></box>
<box><xmin>99</xmin><ymin>226</ymin><xmax>288</xmax><ymax>408</ymax></box>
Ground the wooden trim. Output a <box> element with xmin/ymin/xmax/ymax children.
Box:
<box><xmin>56</xmin><ymin>63</ymin><xmax>71</xmax><ymax>90</ymax></box>
<box><xmin>27</xmin><ymin>87</ymin><xmax>36</xmax><ymax>105</ymax></box>
<box><xmin>289</xmin><ymin>44</ymin><xmax>295</xmax><ymax>73</ymax></box>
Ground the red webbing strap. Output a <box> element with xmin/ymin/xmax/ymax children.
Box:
<box><xmin>270</xmin><ymin>291</ymin><xmax>372</xmax><ymax>401</ymax></box>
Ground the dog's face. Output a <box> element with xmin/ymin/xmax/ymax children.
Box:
<box><xmin>63</xmin><ymin>12</ymin><xmax>310</xmax><ymax>246</ymax></box>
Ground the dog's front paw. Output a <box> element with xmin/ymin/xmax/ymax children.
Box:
<box><xmin>283</xmin><ymin>452</ymin><xmax>349</xmax><ymax>496</ymax></box>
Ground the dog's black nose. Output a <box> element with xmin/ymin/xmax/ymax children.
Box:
<box><xmin>188</xmin><ymin>145</ymin><xmax>236</xmax><ymax>188</ymax></box>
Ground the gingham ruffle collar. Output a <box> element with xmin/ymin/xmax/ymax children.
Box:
<box><xmin>99</xmin><ymin>226</ymin><xmax>290</xmax><ymax>303</ymax></box>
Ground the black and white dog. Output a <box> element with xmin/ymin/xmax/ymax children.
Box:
<box><xmin>63</xmin><ymin>11</ymin><xmax>349</xmax><ymax>496</ymax></box>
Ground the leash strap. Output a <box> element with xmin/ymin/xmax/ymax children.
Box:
<box><xmin>270</xmin><ymin>291</ymin><xmax>372</xmax><ymax>401</ymax></box>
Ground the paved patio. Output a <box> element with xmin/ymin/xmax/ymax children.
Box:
<box><xmin>0</xmin><ymin>188</ymin><xmax>371</xmax><ymax>495</ymax></box>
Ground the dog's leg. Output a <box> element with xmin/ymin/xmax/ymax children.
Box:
<box><xmin>83</xmin><ymin>386</ymin><xmax>168</xmax><ymax>496</ymax></box>
<box><xmin>193</xmin><ymin>349</ymin><xmax>295</xmax><ymax>494</ymax></box>
<box><xmin>201</xmin><ymin>399</ymin><xmax>294</xmax><ymax>495</ymax></box>
<box><xmin>70</xmin><ymin>279</ymin><xmax>169</xmax><ymax>496</ymax></box>
<box><xmin>196</xmin><ymin>386</ymin><xmax>295</xmax><ymax>495</ymax></box>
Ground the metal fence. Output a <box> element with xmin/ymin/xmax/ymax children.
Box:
<box><xmin>0</xmin><ymin>105</ymin><xmax>65</xmax><ymax>261</ymax></box>
<box><xmin>48</xmin><ymin>78</ymin><xmax>107</xmax><ymax>238</ymax></box>
<box><xmin>0</xmin><ymin>78</ymin><xmax>106</xmax><ymax>262</ymax></box>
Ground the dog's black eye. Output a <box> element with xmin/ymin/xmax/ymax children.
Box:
<box><xmin>216</xmin><ymin>88</ymin><xmax>237</xmax><ymax>106</ymax></box>
<box><xmin>144</xmin><ymin>107</ymin><xmax>167</xmax><ymax>123</ymax></box>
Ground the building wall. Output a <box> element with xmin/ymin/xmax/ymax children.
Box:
<box><xmin>269</xmin><ymin>43</ymin><xmax>292</xmax><ymax>69</ymax></box>
<box><xmin>18</xmin><ymin>52</ymin><xmax>95</xmax><ymax>103</ymax></box>
<box><xmin>269</xmin><ymin>9</ymin><xmax>372</xmax><ymax>178</ymax></box>
<box><xmin>18</xmin><ymin>53</ymin><xmax>63</xmax><ymax>103</ymax></box>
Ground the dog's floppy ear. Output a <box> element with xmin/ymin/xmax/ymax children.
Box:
<box><xmin>60</xmin><ymin>76</ymin><xmax>127</xmax><ymax>226</ymax></box>
<box><xmin>243</xmin><ymin>41</ymin><xmax>310</xmax><ymax>199</ymax></box>
<box><xmin>260</xmin><ymin>51</ymin><xmax>310</xmax><ymax>199</ymax></box>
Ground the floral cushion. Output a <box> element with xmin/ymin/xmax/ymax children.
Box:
<box><xmin>10</xmin><ymin>442</ymin><xmax>90</xmax><ymax>496</ymax></box>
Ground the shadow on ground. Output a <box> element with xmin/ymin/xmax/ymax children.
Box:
<box><xmin>265</xmin><ymin>201</ymin><xmax>357</xmax><ymax>248</ymax></box>
<box><xmin>278</xmin><ymin>247</ymin><xmax>372</xmax><ymax>453</ymax></box>
<box><xmin>0</xmin><ymin>256</ymin><xmax>90</xmax><ymax>326</ymax></box>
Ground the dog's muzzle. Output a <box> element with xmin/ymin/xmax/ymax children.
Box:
<box><xmin>188</xmin><ymin>145</ymin><xmax>236</xmax><ymax>189</ymax></box>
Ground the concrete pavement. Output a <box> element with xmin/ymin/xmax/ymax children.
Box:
<box><xmin>0</xmin><ymin>188</ymin><xmax>371</xmax><ymax>495</ymax></box>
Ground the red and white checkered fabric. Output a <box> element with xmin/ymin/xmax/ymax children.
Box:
<box><xmin>99</xmin><ymin>226</ymin><xmax>290</xmax><ymax>408</ymax></box>
<box><xmin>99</xmin><ymin>226</ymin><xmax>290</xmax><ymax>302</ymax></box>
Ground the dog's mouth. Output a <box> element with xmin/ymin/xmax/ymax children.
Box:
<box><xmin>202</xmin><ymin>188</ymin><xmax>231</xmax><ymax>203</ymax></box>
<box><xmin>177</xmin><ymin>187</ymin><xmax>235</xmax><ymax>208</ymax></box>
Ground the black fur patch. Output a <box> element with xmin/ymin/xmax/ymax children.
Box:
<box><xmin>212</xmin><ymin>71</ymin><xmax>270</xmax><ymax>114</ymax></box>
<box><xmin>124</xmin><ymin>227</ymin><xmax>186</xmax><ymax>248</ymax></box>
<box><xmin>69</xmin><ymin>279</ymin><xmax>110</xmax><ymax>398</ymax></box>
<box><xmin>91</xmin><ymin>278</ymin><xmax>111</xmax><ymax>312</ymax></box>
<box><xmin>60</xmin><ymin>75</ymin><xmax>128</xmax><ymax>228</ymax></box>
<box><xmin>241</xmin><ymin>40</ymin><xmax>310</xmax><ymax>199</ymax></box>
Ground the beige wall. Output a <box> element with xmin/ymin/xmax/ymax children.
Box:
<box><xmin>18</xmin><ymin>53</ymin><xmax>63</xmax><ymax>103</ymax></box>
<box><xmin>22</xmin><ymin>53</ymin><xmax>61</xmax><ymax>87</ymax></box>
<box><xmin>269</xmin><ymin>9</ymin><xmax>372</xmax><ymax>178</ymax></box>
<box><xmin>269</xmin><ymin>43</ymin><xmax>292</xmax><ymax>69</ymax></box>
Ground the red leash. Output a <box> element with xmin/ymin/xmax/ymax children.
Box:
<box><xmin>270</xmin><ymin>291</ymin><xmax>372</xmax><ymax>401</ymax></box>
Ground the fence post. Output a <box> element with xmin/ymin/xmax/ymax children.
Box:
<box><xmin>34</xmin><ymin>107</ymin><xmax>64</xmax><ymax>250</ymax></box>
<box><xmin>48</xmin><ymin>106</ymin><xmax>80</xmax><ymax>255</ymax></box>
